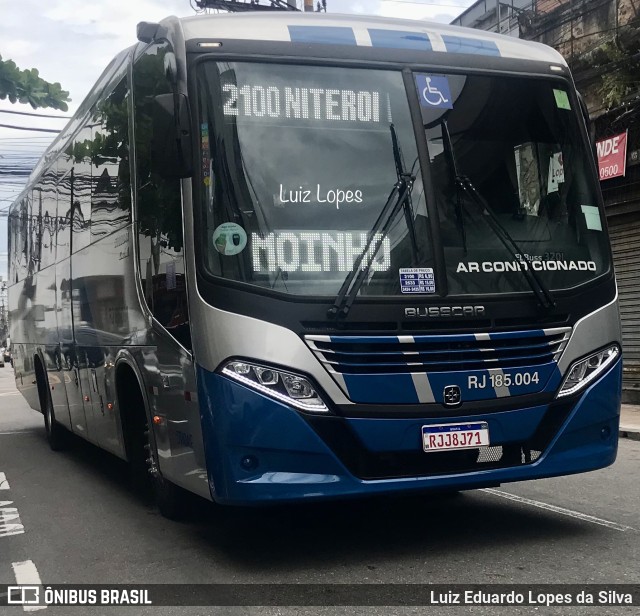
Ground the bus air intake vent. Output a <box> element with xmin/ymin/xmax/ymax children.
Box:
<box><xmin>305</xmin><ymin>327</ymin><xmax>571</xmax><ymax>374</ymax></box>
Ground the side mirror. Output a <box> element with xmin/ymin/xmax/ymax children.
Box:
<box><xmin>151</xmin><ymin>93</ymin><xmax>193</xmax><ymax>179</ymax></box>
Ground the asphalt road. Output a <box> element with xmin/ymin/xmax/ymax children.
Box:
<box><xmin>0</xmin><ymin>365</ymin><xmax>638</xmax><ymax>616</ymax></box>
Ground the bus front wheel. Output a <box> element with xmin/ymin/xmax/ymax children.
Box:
<box><xmin>36</xmin><ymin>360</ymin><xmax>68</xmax><ymax>451</ymax></box>
<box><xmin>118</xmin><ymin>367</ymin><xmax>188</xmax><ymax>520</ymax></box>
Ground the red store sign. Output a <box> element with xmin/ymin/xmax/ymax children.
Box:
<box><xmin>596</xmin><ymin>131</ymin><xmax>628</xmax><ymax>181</ymax></box>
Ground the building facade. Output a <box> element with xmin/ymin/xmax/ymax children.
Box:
<box><xmin>454</xmin><ymin>0</ymin><xmax>640</xmax><ymax>401</ymax></box>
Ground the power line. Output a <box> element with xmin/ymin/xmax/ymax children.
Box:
<box><xmin>0</xmin><ymin>124</ymin><xmax>60</xmax><ymax>133</ymax></box>
<box><xmin>0</xmin><ymin>109</ymin><xmax>70</xmax><ymax>119</ymax></box>
<box><xmin>382</xmin><ymin>0</ymin><xmax>471</xmax><ymax>5</ymax></box>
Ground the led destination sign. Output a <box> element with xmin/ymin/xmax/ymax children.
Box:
<box><xmin>222</xmin><ymin>84</ymin><xmax>383</xmax><ymax>123</ymax></box>
<box><xmin>252</xmin><ymin>231</ymin><xmax>391</xmax><ymax>274</ymax></box>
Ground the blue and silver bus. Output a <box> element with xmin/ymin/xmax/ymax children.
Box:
<box><xmin>7</xmin><ymin>9</ymin><xmax>622</xmax><ymax>517</ymax></box>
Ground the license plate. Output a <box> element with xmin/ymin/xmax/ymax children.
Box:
<box><xmin>422</xmin><ymin>421</ymin><xmax>489</xmax><ymax>452</ymax></box>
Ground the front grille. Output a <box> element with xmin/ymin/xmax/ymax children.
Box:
<box><xmin>348</xmin><ymin>445</ymin><xmax>543</xmax><ymax>479</ymax></box>
<box><xmin>306</xmin><ymin>328</ymin><xmax>571</xmax><ymax>375</ymax></box>
<box><xmin>304</xmin><ymin>400</ymin><xmax>572</xmax><ymax>480</ymax></box>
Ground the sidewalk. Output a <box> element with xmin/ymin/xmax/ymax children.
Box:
<box><xmin>620</xmin><ymin>404</ymin><xmax>640</xmax><ymax>441</ymax></box>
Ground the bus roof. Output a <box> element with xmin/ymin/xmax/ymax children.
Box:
<box><xmin>177</xmin><ymin>11</ymin><xmax>567</xmax><ymax>65</ymax></box>
<box><xmin>12</xmin><ymin>11</ymin><xmax>566</xmax><ymax>202</ymax></box>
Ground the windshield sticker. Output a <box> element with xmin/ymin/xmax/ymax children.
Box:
<box><xmin>547</xmin><ymin>152</ymin><xmax>565</xmax><ymax>193</ymax></box>
<box><xmin>414</xmin><ymin>75</ymin><xmax>453</xmax><ymax>110</ymax></box>
<box><xmin>553</xmin><ymin>89</ymin><xmax>571</xmax><ymax>110</ymax></box>
<box><xmin>514</xmin><ymin>143</ymin><xmax>541</xmax><ymax>216</ymax></box>
<box><xmin>222</xmin><ymin>84</ymin><xmax>382</xmax><ymax>124</ymax></box>
<box><xmin>252</xmin><ymin>231</ymin><xmax>391</xmax><ymax>273</ymax></box>
<box><xmin>400</xmin><ymin>268</ymin><xmax>435</xmax><ymax>294</ymax></box>
<box><xmin>275</xmin><ymin>184</ymin><xmax>363</xmax><ymax>209</ymax></box>
<box><xmin>201</xmin><ymin>122</ymin><xmax>211</xmax><ymax>187</ymax></box>
<box><xmin>456</xmin><ymin>260</ymin><xmax>596</xmax><ymax>273</ymax></box>
<box><xmin>165</xmin><ymin>261</ymin><xmax>176</xmax><ymax>291</ymax></box>
<box><xmin>213</xmin><ymin>223</ymin><xmax>248</xmax><ymax>256</ymax></box>
<box><xmin>581</xmin><ymin>205</ymin><xmax>603</xmax><ymax>231</ymax></box>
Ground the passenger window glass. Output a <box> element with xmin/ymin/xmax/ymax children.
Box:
<box><xmin>56</xmin><ymin>156</ymin><xmax>72</xmax><ymax>262</ymax></box>
<box><xmin>133</xmin><ymin>42</ymin><xmax>191</xmax><ymax>350</ymax></box>
<box><xmin>91</xmin><ymin>74</ymin><xmax>131</xmax><ymax>240</ymax></box>
<box><xmin>8</xmin><ymin>200</ymin><xmax>28</xmax><ymax>283</ymax></box>
<box><xmin>34</xmin><ymin>170</ymin><xmax>58</xmax><ymax>270</ymax></box>
<box><xmin>70</xmin><ymin>126</ymin><xmax>92</xmax><ymax>253</ymax></box>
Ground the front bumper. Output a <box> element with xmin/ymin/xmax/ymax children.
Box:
<box><xmin>197</xmin><ymin>357</ymin><xmax>621</xmax><ymax>505</ymax></box>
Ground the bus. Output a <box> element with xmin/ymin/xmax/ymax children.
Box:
<box><xmin>7</xmin><ymin>8</ymin><xmax>622</xmax><ymax>518</ymax></box>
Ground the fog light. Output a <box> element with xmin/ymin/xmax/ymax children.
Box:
<box><xmin>241</xmin><ymin>455</ymin><xmax>258</xmax><ymax>470</ymax></box>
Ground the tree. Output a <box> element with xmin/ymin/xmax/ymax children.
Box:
<box><xmin>0</xmin><ymin>54</ymin><xmax>70</xmax><ymax>111</ymax></box>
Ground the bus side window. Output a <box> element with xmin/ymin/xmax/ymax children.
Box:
<box><xmin>18</xmin><ymin>198</ymin><xmax>29</xmax><ymax>281</ymax></box>
<box><xmin>71</xmin><ymin>126</ymin><xmax>93</xmax><ymax>253</ymax></box>
<box><xmin>91</xmin><ymin>74</ymin><xmax>132</xmax><ymax>241</ymax></box>
<box><xmin>56</xmin><ymin>154</ymin><xmax>73</xmax><ymax>262</ymax></box>
<box><xmin>133</xmin><ymin>42</ymin><xmax>191</xmax><ymax>351</ymax></box>
<box><xmin>34</xmin><ymin>170</ymin><xmax>58</xmax><ymax>271</ymax></box>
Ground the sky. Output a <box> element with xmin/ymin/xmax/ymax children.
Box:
<box><xmin>0</xmin><ymin>0</ymin><xmax>474</xmax><ymax>279</ymax></box>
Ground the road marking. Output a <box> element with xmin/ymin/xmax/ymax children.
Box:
<box><xmin>482</xmin><ymin>488</ymin><xmax>635</xmax><ymax>532</ymax></box>
<box><xmin>0</xmin><ymin>392</ymin><xmax>20</xmax><ymax>396</ymax></box>
<box><xmin>11</xmin><ymin>560</ymin><xmax>47</xmax><ymax>611</ymax></box>
<box><xmin>0</xmin><ymin>431</ymin><xmax>35</xmax><ymax>436</ymax></box>
<box><xmin>0</xmin><ymin>472</ymin><xmax>9</xmax><ymax>489</ymax></box>
<box><xmin>0</xmin><ymin>500</ymin><xmax>25</xmax><ymax>537</ymax></box>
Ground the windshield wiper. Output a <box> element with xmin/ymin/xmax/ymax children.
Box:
<box><xmin>328</xmin><ymin>124</ymin><xmax>416</xmax><ymax>319</ymax></box>
<box><xmin>391</xmin><ymin>122</ymin><xmax>419</xmax><ymax>264</ymax></box>
<box><xmin>441</xmin><ymin>120</ymin><xmax>467</xmax><ymax>253</ymax></box>
<box><xmin>438</xmin><ymin>120</ymin><xmax>555</xmax><ymax>310</ymax></box>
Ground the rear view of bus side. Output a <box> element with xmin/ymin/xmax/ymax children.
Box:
<box><xmin>7</xmin><ymin>11</ymin><xmax>621</xmax><ymax>516</ymax></box>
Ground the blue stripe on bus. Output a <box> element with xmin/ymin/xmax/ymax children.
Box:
<box><xmin>340</xmin><ymin>362</ymin><xmax>559</xmax><ymax>404</ymax></box>
<box><xmin>368</xmin><ymin>29</ymin><xmax>432</xmax><ymax>51</ymax></box>
<box><xmin>544</xmin><ymin>365</ymin><xmax>564</xmax><ymax>393</ymax></box>
<box><xmin>342</xmin><ymin>373</ymin><xmax>419</xmax><ymax>404</ymax></box>
<box><xmin>441</xmin><ymin>35</ymin><xmax>500</xmax><ymax>57</ymax></box>
<box><xmin>288</xmin><ymin>26</ymin><xmax>357</xmax><ymax>46</ymax></box>
<box><xmin>427</xmin><ymin>370</ymin><xmax>497</xmax><ymax>402</ymax></box>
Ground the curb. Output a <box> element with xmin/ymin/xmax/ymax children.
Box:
<box><xmin>619</xmin><ymin>427</ymin><xmax>640</xmax><ymax>441</ymax></box>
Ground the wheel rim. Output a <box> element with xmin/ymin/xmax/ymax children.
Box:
<box><xmin>143</xmin><ymin>423</ymin><xmax>160</xmax><ymax>480</ymax></box>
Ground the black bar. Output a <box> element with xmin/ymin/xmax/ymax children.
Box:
<box><xmin>2</xmin><ymin>584</ymin><xmax>639</xmax><ymax>607</ymax></box>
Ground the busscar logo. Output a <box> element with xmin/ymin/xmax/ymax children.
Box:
<box><xmin>443</xmin><ymin>385</ymin><xmax>462</xmax><ymax>406</ymax></box>
<box><xmin>405</xmin><ymin>306</ymin><xmax>486</xmax><ymax>318</ymax></box>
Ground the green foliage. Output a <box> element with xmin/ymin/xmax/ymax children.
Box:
<box><xmin>0</xmin><ymin>54</ymin><xmax>70</xmax><ymax>111</ymax></box>
<box><xmin>595</xmin><ymin>42</ymin><xmax>640</xmax><ymax>110</ymax></box>
<box><xmin>600</xmin><ymin>71</ymin><xmax>634</xmax><ymax>110</ymax></box>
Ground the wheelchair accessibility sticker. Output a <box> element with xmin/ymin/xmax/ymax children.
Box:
<box><xmin>415</xmin><ymin>75</ymin><xmax>453</xmax><ymax>109</ymax></box>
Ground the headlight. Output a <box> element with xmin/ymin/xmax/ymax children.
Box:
<box><xmin>221</xmin><ymin>360</ymin><xmax>329</xmax><ymax>413</ymax></box>
<box><xmin>557</xmin><ymin>345</ymin><xmax>620</xmax><ymax>398</ymax></box>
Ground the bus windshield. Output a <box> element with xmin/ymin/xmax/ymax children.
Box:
<box><xmin>197</xmin><ymin>61</ymin><xmax>610</xmax><ymax>298</ymax></box>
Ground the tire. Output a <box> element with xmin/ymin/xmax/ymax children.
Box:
<box><xmin>42</xmin><ymin>385</ymin><xmax>67</xmax><ymax>451</ymax></box>
<box><xmin>127</xmin><ymin>412</ymin><xmax>188</xmax><ymax>520</ymax></box>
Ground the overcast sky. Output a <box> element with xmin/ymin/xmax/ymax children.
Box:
<box><xmin>0</xmin><ymin>0</ymin><xmax>474</xmax><ymax>279</ymax></box>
